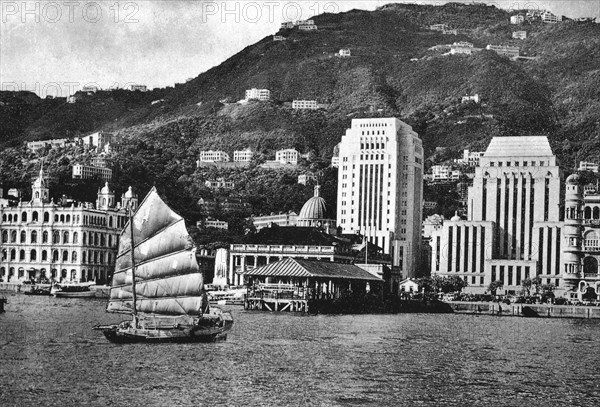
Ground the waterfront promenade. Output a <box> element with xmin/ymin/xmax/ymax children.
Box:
<box><xmin>447</xmin><ymin>300</ymin><xmax>600</xmax><ymax>319</ymax></box>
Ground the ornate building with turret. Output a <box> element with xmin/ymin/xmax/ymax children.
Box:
<box><xmin>561</xmin><ymin>173</ymin><xmax>600</xmax><ymax>301</ymax></box>
<box><xmin>0</xmin><ymin>167</ymin><xmax>137</xmax><ymax>284</ymax></box>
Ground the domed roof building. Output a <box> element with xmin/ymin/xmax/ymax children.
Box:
<box><xmin>297</xmin><ymin>185</ymin><xmax>336</xmax><ymax>229</ymax></box>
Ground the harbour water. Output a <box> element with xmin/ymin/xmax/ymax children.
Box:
<box><xmin>1</xmin><ymin>293</ymin><xmax>600</xmax><ymax>406</ymax></box>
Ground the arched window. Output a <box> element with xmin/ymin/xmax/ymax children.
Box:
<box><xmin>31</xmin><ymin>231</ymin><xmax>37</xmax><ymax>243</ymax></box>
<box><xmin>73</xmin><ymin>232</ymin><xmax>78</xmax><ymax>244</ymax></box>
<box><xmin>109</xmin><ymin>217</ymin><xmax>113</xmax><ymax>227</ymax></box>
<box><xmin>1</xmin><ymin>250</ymin><xmax>7</xmax><ymax>261</ymax></box>
<box><xmin>108</xmin><ymin>235</ymin><xmax>112</xmax><ymax>247</ymax></box>
<box><xmin>22</xmin><ymin>212</ymin><xmax>27</xmax><ymax>222</ymax></box>
<box><xmin>10</xmin><ymin>230</ymin><xmax>16</xmax><ymax>243</ymax></box>
<box><xmin>1</xmin><ymin>231</ymin><xmax>7</xmax><ymax>243</ymax></box>
<box><xmin>10</xmin><ymin>249</ymin><xmax>16</xmax><ymax>260</ymax></box>
<box><xmin>60</xmin><ymin>215</ymin><xmax>65</xmax><ymax>222</ymax></box>
<box><xmin>66</xmin><ymin>215</ymin><xmax>70</xmax><ymax>223</ymax></box>
<box><xmin>53</xmin><ymin>231</ymin><xmax>60</xmax><ymax>244</ymax></box>
<box><xmin>52</xmin><ymin>250</ymin><xmax>59</xmax><ymax>262</ymax></box>
<box><xmin>42</xmin><ymin>250</ymin><xmax>47</xmax><ymax>261</ymax></box>
<box><xmin>63</xmin><ymin>231</ymin><xmax>69</xmax><ymax>244</ymax></box>
<box><xmin>54</xmin><ymin>215</ymin><xmax>59</xmax><ymax>222</ymax></box>
<box><xmin>2</xmin><ymin>214</ymin><xmax>5</xmax><ymax>221</ymax></box>
<box><xmin>100</xmin><ymin>234</ymin><xmax>106</xmax><ymax>247</ymax></box>
<box><xmin>82</xmin><ymin>252</ymin><xmax>86</xmax><ymax>263</ymax></box>
<box><xmin>72</xmin><ymin>251</ymin><xmax>77</xmax><ymax>263</ymax></box>
<box><xmin>62</xmin><ymin>250</ymin><xmax>68</xmax><ymax>262</ymax></box>
<box><xmin>35</xmin><ymin>192</ymin><xmax>39</xmax><ymax>198</ymax></box>
<box><xmin>32</xmin><ymin>211</ymin><xmax>39</xmax><ymax>222</ymax></box>
<box><xmin>83</xmin><ymin>232</ymin><xmax>87</xmax><ymax>245</ymax></box>
<box><xmin>95</xmin><ymin>233</ymin><xmax>99</xmax><ymax>246</ymax></box>
<box><xmin>19</xmin><ymin>250</ymin><xmax>25</xmax><ymax>260</ymax></box>
<box><xmin>43</xmin><ymin>231</ymin><xmax>48</xmax><ymax>243</ymax></box>
<box><xmin>585</xmin><ymin>207</ymin><xmax>592</xmax><ymax>219</ymax></box>
<box><xmin>44</xmin><ymin>212</ymin><xmax>49</xmax><ymax>222</ymax></box>
<box><xmin>20</xmin><ymin>231</ymin><xmax>26</xmax><ymax>243</ymax></box>
<box><xmin>594</xmin><ymin>207</ymin><xmax>600</xmax><ymax>220</ymax></box>
<box><xmin>30</xmin><ymin>250</ymin><xmax>37</xmax><ymax>261</ymax></box>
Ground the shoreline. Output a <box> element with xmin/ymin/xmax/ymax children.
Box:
<box><xmin>446</xmin><ymin>300</ymin><xmax>600</xmax><ymax>319</ymax></box>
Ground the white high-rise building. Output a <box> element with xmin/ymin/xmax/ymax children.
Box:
<box><xmin>336</xmin><ymin>118</ymin><xmax>423</xmax><ymax>277</ymax></box>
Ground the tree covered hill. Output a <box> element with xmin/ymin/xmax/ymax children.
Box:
<box><xmin>2</xmin><ymin>2</ymin><xmax>600</xmax><ymax>222</ymax></box>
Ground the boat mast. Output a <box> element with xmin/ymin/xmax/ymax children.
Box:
<box><xmin>128</xmin><ymin>204</ymin><xmax>138</xmax><ymax>327</ymax></box>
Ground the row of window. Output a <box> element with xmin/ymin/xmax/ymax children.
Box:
<box><xmin>1</xmin><ymin>230</ymin><xmax>117</xmax><ymax>247</ymax></box>
<box><xmin>489</xmin><ymin>161</ymin><xmax>547</xmax><ymax>167</ymax></box>
<box><xmin>1</xmin><ymin>211</ymin><xmax>125</xmax><ymax>228</ymax></box>
<box><xmin>1</xmin><ymin>248</ymin><xmax>113</xmax><ymax>265</ymax></box>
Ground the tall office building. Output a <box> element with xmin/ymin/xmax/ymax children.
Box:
<box><xmin>431</xmin><ymin>136</ymin><xmax>563</xmax><ymax>293</ymax></box>
<box><xmin>336</xmin><ymin>118</ymin><xmax>423</xmax><ymax>278</ymax></box>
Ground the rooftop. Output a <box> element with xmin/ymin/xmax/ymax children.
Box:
<box><xmin>483</xmin><ymin>136</ymin><xmax>554</xmax><ymax>158</ymax></box>
<box><xmin>244</xmin><ymin>257</ymin><xmax>383</xmax><ymax>282</ymax></box>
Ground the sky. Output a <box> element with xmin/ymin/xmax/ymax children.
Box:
<box><xmin>1</xmin><ymin>0</ymin><xmax>599</xmax><ymax>97</ymax></box>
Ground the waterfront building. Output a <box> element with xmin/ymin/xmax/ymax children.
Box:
<box><xmin>252</xmin><ymin>212</ymin><xmax>298</xmax><ymax>230</ymax></box>
<box><xmin>336</xmin><ymin>117</ymin><xmax>424</xmax><ymax>277</ymax></box>
<box><xmin>510</xmin><ymin>15</ymin><xmax>524</xmax><ymax>24</ymax></box>
<box><xmin>276</xmin><ymin>149</ymin><xmax>299</xmax><ymax>164</ymax></box>
<box><xmin>199</xmin><ymin>150</ymin><xmax>230</xmax><ymax>163</ymax></box>
<box><xmin>245</xmin><ymin>88</ymin><xmax>271</xmax><ymax>101</ymax></box>
<box><xmin>244</xmin><ymin>257</ymin><xmax>384</xmax><ymax>312</ymax></box>
<box><xmin>0</xmin><ymin>169</ymin><xmax>134</xmax><ymax>284</ymax></box>
<box><xmin>486</xmin><ymin>45</ymin><xmax>520</xmax><ymax>58</ymax></box>
<box><xmin>561</xmin><ymin>175</ymin><xmax>600</xmax><ymax>301</ymax></box>
<box><xmin>578</xmin><ymin>161</ymin><xmax>599</xmax><ymax>173</ymax></box>
<box><xmin>233</xmin><ymin>149</ymin><xmax>253</xmax><ymax>162</ymax></box>
<box><xmin>512</xmin><ymin>31</ymin><xmax>527</xmax><ymax>40</ymax></box>
<box><xmin>72</xmin><ymin>164</ymin><xmax>113</xmax><ymax>181</ymax></box>
<box><xmin>430</xmin><ymin>136</ymin><xmax>563</xmax><ymax>294</ymax></box>
<box><xmin>292</xmin><ymin>100</ymin><xmax>318</xmax><ymax>110</ymax></box>
<box><xmin>228</xmin><ymin>227</ymin><xmax>378</xmax><ymax>286</ymax></box>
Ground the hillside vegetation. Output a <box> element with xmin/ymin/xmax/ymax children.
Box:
<box><xmin>2</xmin><ymin>2</ymin><xmax>600</xmax><ymax>223</ymax></box>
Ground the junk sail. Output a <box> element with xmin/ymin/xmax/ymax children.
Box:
<box><xmin>107</xmin><ymin>187</ymin><xmax>205</xmax><ymax>316</ymax></box>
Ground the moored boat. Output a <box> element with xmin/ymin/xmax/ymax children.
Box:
<box><xmin>93</xmin><ymin>187</ymin><xmax>233</xmax><ymax>343</ymax></box>
<box><xmin>51</xmin><ymin>281</ymin><xmax>97</xmax><ymax>298</ymax></box>
<box><xmin>24</xmin><ymin>284</ymin><xmax>52</xmax><ymax>296</ymax></box>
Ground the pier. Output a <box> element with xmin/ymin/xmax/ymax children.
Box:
<box><xmin>447</xmin><ymin>301</ymin><xmax>600</xmax><ymax>319</ymax></box>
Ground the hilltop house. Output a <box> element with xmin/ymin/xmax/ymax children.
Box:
<box><xmin>298</xmin><ymin>24</ymin><xmax>318</xmax><ymax>31</ymax></box>
<box><xmin>245</xmin><ymin>88</ymin><xmax>271</xmax><ymax>101</ymax></box>
<box><xmin>486</xmin><ymin>44</ymin><xmax>520</xmax><ymax>58</ymax></box>
<box><xmin>510</xmin><ymin>15</ymin><xmax>524</xmax><ymax>24</ymax></box>
<box><xmin>541</xmin><ymin>11</ymin><xmax>562</xmax><ymax>23</ymax></box>
<box><xmin>512</xmin><ymin>31</ymin><xmax>527</xmax><ymax>40</ymax></box>
<box><xmin>292</xmin><ymin>100</ymin><xmax>318</xmax><ymax>110</ymax></box>
<box><xmin>199</xmin><ymin>150</ymin><xmax>230</xmax><ymax>163</ymax></box>
<box><xmin>338</xmin><ymin>49</ymin><xmax>351</xmax><ymax>57</ymax></box>
<box><xmin>129</xmin><ymin>84</ymin><xmax>147</xmax><ymax>92</ymax></box>
<box><xmin>276</xmin><ymin>149</ymin><xmax>299</xmax><ymax>164</ymax></box>
<box><xmin>429</xmin><ymin>24</ymin><xmax>448</xmax><ymax>31</ymax></box>
<box><xmin>273</xmin><ymin>35</ymin><xmax>286</xmax><ymax>41</ymax></box>
<box><xmin>461</xmin><ymin>94</ymin><xmax>480</xmax><ymax>104</ymax></box>
<box><xmin>450</xmin><ymin>42</ymin><xmax>478</xmax><ymax>55</ymax></box>
<box><xmin>233</xmin><ymin>149</ymin><xmax>253</xmax><ymax>162</ymax></box>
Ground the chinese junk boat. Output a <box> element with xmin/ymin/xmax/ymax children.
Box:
<box><xmin>94</xmin><ymin>188</ymin><xmax>233</xmax><ymax>343</ymax></box>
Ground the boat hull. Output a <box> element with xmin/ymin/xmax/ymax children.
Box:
<box><xmin>94</xmin><ymin>311</ymin><xmax>233</xmax><ymax>343</ymax></box>
<box><xmin>54</xmin><ymin>290</ymin><xmax>96</xmax><ymax>298</ymax></box>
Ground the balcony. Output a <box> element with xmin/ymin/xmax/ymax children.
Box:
<box><xmin>583</xmin><ymin>273</ymin><xmax>600</xmax><ymax>279</ymax></box>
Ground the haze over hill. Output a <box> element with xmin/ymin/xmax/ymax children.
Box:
<box><xmin>2</xmin><ymin>2</ymin><xmax>600</xmax><ymax>222</ymax></box>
